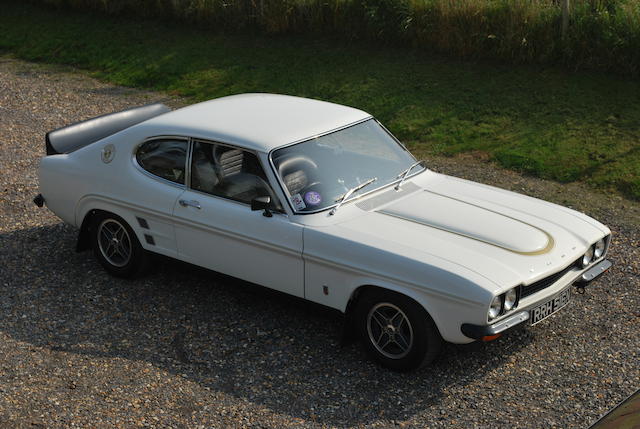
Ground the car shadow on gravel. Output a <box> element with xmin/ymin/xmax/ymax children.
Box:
<box><xmin>0</xmin><ymin>223</ymin><xmax>534</xmax><ymax>426</ymax></box>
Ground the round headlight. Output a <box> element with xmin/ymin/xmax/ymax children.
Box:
<box><xmin>594</xmin><ymin>238</ymin><xmax>606</xmax><ymax>259</ymax></box>
<box><xmin>488</xmin><ymin>295</ymin><xmax>502</xmax><ymax>320</ymax></box>
<box><xmin>581</xmin><ymin>246</ymin><xmax>594</xmax><ymax>268</ymax></box>
<box><xmin>504</xmin><ymin>288</ymin><xmax>518</xmax><ymax>311</ymax></box>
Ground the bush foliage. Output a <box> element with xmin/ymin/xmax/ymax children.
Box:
<box><xmin>34</xmin><ymin>0</ymin><xmax>640</xmax><ymax>75</ymax></box>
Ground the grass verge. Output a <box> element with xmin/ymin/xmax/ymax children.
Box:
<box><xmin>1</xmin><ymin>1</ymin><xmax>639</xmax><ymax>200</ymax></box>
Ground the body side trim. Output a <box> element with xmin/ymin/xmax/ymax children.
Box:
<box><xmin>303</xmin><ymin>252</ymin><xmax>486</xmax><ymax>307</ymax></box>
<box><xmin>76</xmin><ymin>194</ymin><xmax>301</xmax><ymax>259</ymax></box>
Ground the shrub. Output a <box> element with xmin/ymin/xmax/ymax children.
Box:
<box><xmin>31</xmin><ymin>0</ymin><xmax>640</xmax><ymax>75</ymax></box>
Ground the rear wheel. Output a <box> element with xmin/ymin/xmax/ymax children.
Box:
<box><xmin>91</xmin><ymin>212</ymin><xmax>148</xmax><ymax>278</ymax></box>
<box><xmin>355</xmin><ymin>289</ymin><xmax>442</xmax><ymax>371</ymax></box>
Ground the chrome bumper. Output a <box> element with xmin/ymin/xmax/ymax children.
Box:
<box><xmin>461</xmin><ymin>259</ymin><xmax>612</xmax><ymax>340</ymax></box>
<box><xmin>578</xmin><ymin>259</ymin><xmax>612</xmax><ymax>283</ymax></box>
<box><xmin>461</xmin><ymin>311</ymin><xmax>530</xmax><ymax>339</ymax></box>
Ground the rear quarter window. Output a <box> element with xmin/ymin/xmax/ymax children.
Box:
<box><xmin>135</xmin><ymin>139</ymin><xmax>187</xmax><ymax>184</ymax></box>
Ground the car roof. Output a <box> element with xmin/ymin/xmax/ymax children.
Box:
<box><xmin>140</xmin><ymin>93</ymin><xmax>372</xmax><ymax>152</ymax></box>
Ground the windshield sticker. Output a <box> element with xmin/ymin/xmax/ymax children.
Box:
<box><xmin>291</xmin><ymin>193</ymin><xmax>306</xmax><ymax>211</ymax></box>
<box><xmin>304</xmin><ymin>191</ymin><xmax>322</xmax><ymax>206</ymax></box>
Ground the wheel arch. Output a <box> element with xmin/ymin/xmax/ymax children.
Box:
<box><xmin>75</xmin><ymin>198</ymin><xmax>143</xmax><ymax>252</ymax></box>
<box><xmin>344</xmin><ymin>283</ymin><xmax>443</xmax><ymax>339</ymax></box>
<box><xmin>76</xmin><ymin>208</ymin><xmax>101</xmax><ymax>252</ymax></box>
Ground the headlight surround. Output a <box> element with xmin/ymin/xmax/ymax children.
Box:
<box><xmin>581</xmin><ymin>246</ymin><xmax>594</xmax><ymax>268</ymax></box>
<box><xmin>504</xmin><ymin>288</ymin><xmax>518</xmax><ymax>311</ymax></box>
<box><xmin>488</xmin><ymin>295</ymin><xmax>503</xmax><ymax>320</ymax></box>
<box><xmin>594</xmin><ymin>238</ymin><xmax>606</xmax><ymax>259</ymax></box>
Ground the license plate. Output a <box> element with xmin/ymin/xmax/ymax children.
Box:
<box><xmin>531</xmin><ymin>287</ymin><xmax>571</xmax><ymax>325</ymax></box>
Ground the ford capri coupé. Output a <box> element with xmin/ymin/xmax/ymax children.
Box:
<box><xmin>35</xmin><ymin>94</ymin><xmax>612</xmax><ymax>371</ymax></box>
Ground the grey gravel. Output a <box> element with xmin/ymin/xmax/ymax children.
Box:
<box><xmin>0</xmin><ymin>57</ymin><xmax>638</xmax><ymax>428</ymax></box>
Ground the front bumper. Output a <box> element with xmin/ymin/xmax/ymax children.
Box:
<box><xmin>461</xmin><ymin>259</ymin><xmax>612</xmax><ymax>340</ymax></box>
<box><xmin>577</xmin><ymin>259</ymin><xmax>612</xmax><ymax>283</ymax></box>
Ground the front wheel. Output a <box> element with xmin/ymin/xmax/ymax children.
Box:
<box><xmin>355</xmin><ymin>289</ymin><xmax>442</xmax><ymax>371</ymax></box>
<box><xmin>91</xmin><ymin>212</ymin><xmax>148</xmax><ymax>278</ymax></box>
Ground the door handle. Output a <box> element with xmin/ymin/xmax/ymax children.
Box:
<box><xmin>179</xmin><ymin>199</ymin><xmax>201</xmax><ymax>209</ymax></box>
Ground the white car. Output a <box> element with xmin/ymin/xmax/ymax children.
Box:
<box><xmin>35</xmin><ymin>94</ymin><xmax>612</xmax><ymax>371</ymax></box>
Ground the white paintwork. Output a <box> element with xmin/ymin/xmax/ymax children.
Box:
<box><xmin>300</xmin><ymin>170</ymin><xmax>610</xmax><ymax>342</ymax></box>
<box><xmin>141</xmin><ymin>94</ymin><xmax>371</xmax><ymax>152</ymax></box>
<box><xmin>378</xmin><ymin>191</ymin><xmax>552</xmax><ymax>254</ymax></box>
<box><xmin>37</xmin><ymin>94</ymin><xmax>611</xmax><ymax>345</ymax></box>
<box><xmin>172</xmin><ymin>189</ymin><xmax>305</xmax><ymax>298</ymax></box>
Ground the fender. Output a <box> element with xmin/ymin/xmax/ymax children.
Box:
<box><xmin>342</xmin><ymin>276</ymin><xmax>484</xmax><ymax>344</ymax></box>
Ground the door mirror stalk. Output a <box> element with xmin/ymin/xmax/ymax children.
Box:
<box><xmin>251</xmin><ymin>196</ymin><xmax>273</xmax><ymax>217</ymax></box>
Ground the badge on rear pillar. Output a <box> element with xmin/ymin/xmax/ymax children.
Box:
<box><xmin>101</xmin><ymin>144</ymin><xmax>115</xmax><ymax>163</ymax></box>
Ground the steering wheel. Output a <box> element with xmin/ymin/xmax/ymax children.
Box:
<box><xmin>305</xmin><ymin>181</ymin><xmax>322</xmax><ymax>190</ymax></box>
<box><xmin>276</xmin><ymin>155</ymin><xmax>318</xmax><ymax>178</ymax></box>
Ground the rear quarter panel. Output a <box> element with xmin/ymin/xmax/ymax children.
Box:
<box><xmin>38</xmin><ymin>125</ymin><xmax>182</xmax><ymax>257</ymax></box>
<box><xmin>38</xmin><ymin>153</ymin><xmax>88</xmax><ymax>226</ymax></box>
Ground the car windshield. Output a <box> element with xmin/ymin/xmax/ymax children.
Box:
<box><xmin>271</xmin><ymin>119</ymin><xmax>423</xmax><ymax>213</ymax></box>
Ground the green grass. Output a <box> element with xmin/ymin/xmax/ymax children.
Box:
<box><xmin>30</xmin><ymin>0</ymin><xmax>640</xmax><ymax>76</ymax></box>
<box><xmin>2</xmin><ymin>1</ymin><xmax>640</xmax><ymax>200</ymax></box>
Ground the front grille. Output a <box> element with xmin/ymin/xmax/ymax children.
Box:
<box><xmin>521</xmin><ymin>257</ymin><xmax>581</xmax><ymax>298</ymax></box>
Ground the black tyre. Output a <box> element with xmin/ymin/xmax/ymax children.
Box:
<box><xmin>355</xmin><ymin>289</ymin><xmax>442</xmax><ymax>371</ymax></box>
<box><xmin>91</xmin><ymin>212</ymin><xmax>148</xmax><ymax>278</ymax></box>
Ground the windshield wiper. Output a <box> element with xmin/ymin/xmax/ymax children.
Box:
<box><xmin>329</xmin><ymin>177</ymin><xmax>377</xmax><ymax>216</ymax></box>
<box><xmin>394</xmin><ymin>160</ymin><xmax>424</xmax><ymax>191</ymax></box>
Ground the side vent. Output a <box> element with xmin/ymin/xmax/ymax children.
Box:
<box><xmin>137</xmin><ymin>217</ymin><xmax>150</xmax><ymax>229</ymax></box>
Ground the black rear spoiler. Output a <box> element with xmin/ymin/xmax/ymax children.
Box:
<box><xmin>45</xmin><ymin>103</ymin><xmax>171</xmax><ymax>155</ymax></box>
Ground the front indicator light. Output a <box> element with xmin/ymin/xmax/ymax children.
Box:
<box><xmin>482</xmin><ymin>334</ymin><xmax>502</xmax><ymax>342</ymax></box>
<box><xmin>488</xmin><ymin>295</ymin><xmax>502</xmax><ymax>320</ymax></box>
<box><xmin>581</xmin><ymin>246</ymin><xmax>594</xmax><ymax>268</ymax></box>
<box><xmin>594</xmin><ymin>238</ymin><xmax>606</xmax><ymax>258</ymax></box>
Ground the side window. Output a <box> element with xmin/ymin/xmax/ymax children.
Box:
<box><xmin>190</xmin><ymin>141</ymin><xmax>283</xmax><ymax>210</ymax></box>
<box><xmin>136</xmin><ymin>139</ymin><xmax>187</xmax><ymax>184</ymax></box>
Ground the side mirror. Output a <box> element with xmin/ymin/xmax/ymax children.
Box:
<box><xmin>251</xmin><ymin>196</ymin><xmax>273</xmax><ymax>217</ymax></box>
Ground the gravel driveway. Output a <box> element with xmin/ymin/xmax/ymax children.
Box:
<box><xmin>0</xmin><ymin>57</ymin><xmax>638</xmax><ymax>428</ymax></box>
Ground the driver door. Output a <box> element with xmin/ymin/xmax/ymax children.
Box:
<box><xmin>172</xmin><ymin>140</ymin><xmax>304</xmax><ymax>298</ymax></box>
